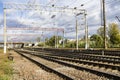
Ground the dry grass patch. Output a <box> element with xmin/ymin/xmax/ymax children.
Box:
<box><xmin>0</xmin><ymin>49</ymin><xmax>13</xmax><ymax>80</ymax></box>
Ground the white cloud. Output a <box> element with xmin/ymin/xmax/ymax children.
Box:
<box><xmin>0</xmin><ymin>0</ymin><xmax>120</xmax><ymax>42</ymax></box>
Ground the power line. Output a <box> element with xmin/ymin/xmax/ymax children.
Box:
<box><xmin>46</xmin><ymin>0</ymin><xmax>57</xmax><ymax>6</ymax></box>
<box><xmin>116</xmin><ymin>16</ymin><xmax>120</xmax><ymax>22</ymax></box>
<box><xmin>27</xmin><ymin>0</ymin><xmax>36</xmax><ymax>4</ymax></box>
<box><xmin>77</xmin><ymin>0</ymin><xmax>95</xmax><ymax>8</ymax></box>
<box><xmin>65</xmin><ymin>0</ymin><xmax>78</xmax><ymax>7</ymax></box>
<box><xmin>106</xmin><ymin>0</ymin><xmax>120</xmax><ymax>4</ymax></box>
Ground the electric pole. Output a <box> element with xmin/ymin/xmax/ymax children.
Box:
<box><xmin>54</xmin><ymin>31</ymin><xmax>57</xmax><ymax>48</ymax></box>
<box><xmin>62</xmin><ymin>30</ymin><xmax>65</xmax><ymax>48</ymax></box>
<box><xmin>103</xmin><ymin>0</ymin><xmax>107</xmax><ymax>49</ymax></box>
<box><xmin>56</xmin><ymin>30</ymin><xmax>59</xmax><ymax>48</ymax></box>
<box><xmin>4</xmin><ymin>8</ymin><xmax>7</xmax><ymax>54</ymax></box>
<box><xmin>76</xmin><ymin>17</ymin><xmax>78</xmax><ymax>50</ymax></box>
<box><xmin>100</xmin><ymin>0</ymin><xmax>103</xmax><ymax>26</ymax></box>
<box><xmin>85</xmin><ymin>12</ymin><xmax>88</xmax><ymax>49</ymax></box>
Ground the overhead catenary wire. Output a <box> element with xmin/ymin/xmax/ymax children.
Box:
<box><xmin>77</xmin><ymin>0</ymin><xmax>95</xmax><ymax>8</ymax></box>
<box><xmin>105</xmin><ymin>0</ymin><xmax>120</xmax><ymax>4</ymax></box>
<box><xmin>45</xmin><ymin>0</ymin><xmax>58</xmax><ymax>6</ymax></box>
<box><xmin>4</xmin><ymin>0</ymin><xmax>120</xmax><ymax>44</ymax></box>
<box><xmin>3</xmin><ymin>2</ymin><xmax>85</xmax><ymax>39</ymax></box>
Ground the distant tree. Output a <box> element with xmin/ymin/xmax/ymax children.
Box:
<box><xmin>36</xmin><ymin>37</ymin><xmax>41</xmax><ymax>42</ymax></box>
<box><xmin>64</xmin><ymin>39</ymin><xmax>68</xmax><ymax>44</ymax></box>
<box><xmin>65</xmin><ymin>41</ymin><xmax>76</xmax><ymax>48</ymax></box>
<box><xmin>90</xmin><ymin>34</ymin><xmax>103</xmax><ymax>47</ymax></box>
<box><xmin>80</xmin><ymin>35</ymin><xmax>85</xmax><ymax>41</ymax></box>
<box><xmin>46</xmin><ymin>36</ymin><xmax>55</xmax><ymax>46</ymax></box>
<box><xmin>37</xmin><ymin>42</ymin><xmax>44</xmax><ymax>47</ymax></box>
<box><xmin>108</xmin><ymin>23</ymin><xmax>120</xmax><ymax>44</ymax></box>
<box><xmin>97</xmin><ymin>27</ymin><xmax>104</xmax><ymax>38</ymax></box>
<box><xmin>46</xmin><ymin>36</ymin><xmax>62</xmax><ymax>47</ymax></box>
<box><xmin>94</xmin><ymin>23</ymin><xmax>120</xmax><ymax>47</ymax></box>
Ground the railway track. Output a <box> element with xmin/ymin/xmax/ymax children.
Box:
<box><xmin>15</xmin><ymin>50</ymin><xmax>73</xmax><ymax>80</ymax></box>
<box><xmin>21</xmin><ymin>48</ymin><xmax>120</xmax><ymax>65</ymax></box>
<box><xmin>24</xmin><ymin>47</ymin><xmax>120</xmax><ymax>59</ymax></box>
<box><xmin>14</xmin><ymin>49</ymin><xmax>108</xmax><ymax>80</ymax></box>
<box><xmin>49</xmin><ymin>52</ymin><xmax>120</xmax><ymax>65</ymax></box>
<box><xmin>12</xmin><ymin>50</ymin><xmax>65</xmax><ymax>80</ymax></box>
<box><xmin>80</xmin><ymin>50</ymin><xmax>120</xmax><ymax>57</ymax></box>
<box><xmin>20</xmin><ymin>49</ymin><xmax>120</xmax><ymax>71</ymax></box>
<box><xmin>24</xmin><ymin>47</ymin><xmax>120</xmax><ymax>57</ymax></box>
<box><xmin>15</xmin><ymin>49</ymin><xmax>120</xmax><ymax>80</ymax></box>
<box><xmin>36</xmin><ymin>54</ymin><xmax>120</xmax><ymax>71</ymax></box>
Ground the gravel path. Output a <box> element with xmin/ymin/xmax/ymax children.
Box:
<box><xmin>11</xmin><ymin>51</ymin><xmax>63</xmax><ymax>80</ymax></box>
<box><xmin>23</xmin><ymin>53</ymin><xmax>107</xmax><ymax>80</ymax></box>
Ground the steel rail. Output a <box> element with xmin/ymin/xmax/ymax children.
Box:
<box><xmin>15</xmin><ymin>50</ymin><xmax>74</xmax><ymax>80</ymax></box>
<box><xmin>16</xmin><ymin>49</ymin><xmax>120</xmax><ymax>80</ymax></box>
<box><xmin>22</xmin><ymin>48</ymin><xmax>120</xmax><ymax>64</ymax></box>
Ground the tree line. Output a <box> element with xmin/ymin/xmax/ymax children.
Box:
<box><xmin>37</xmin><ymin>23</ymin><xmax>120</xmax><ymax>48</ymax></box>
<box><xmin>90</xmin><ymin>23</ymin><xmax>120</xmax><ymax>48</ymax></box>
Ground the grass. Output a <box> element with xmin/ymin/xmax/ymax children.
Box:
<box><xmin>0</xmin><ymin>49</ymin><xmax>13</xmax><ymax>80</ymax></box>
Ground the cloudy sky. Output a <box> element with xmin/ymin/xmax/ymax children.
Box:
<box><xmin>0</xmin><ymin>0</ymin><xmax>120</xmax><ymax>42</ymax></box>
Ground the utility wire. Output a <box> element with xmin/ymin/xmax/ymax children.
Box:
<box><xmin>46</xmin><ymin>0</ymin><xmax>57</xmax><ymax>6</ymax></box>
<box><xmin>65</xmin><ymin>0</ymin><xmax>78</xmax><ymax>7</ymax></box>
<box><xmin>77</xmin><ymin>0</ymin><xmax>95</xmax><ymax>8</ymax></box>
<box><xmin>105</xmin><ymin>0</ymin><xmax>120</xmax><ymax>4</ymax></box>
